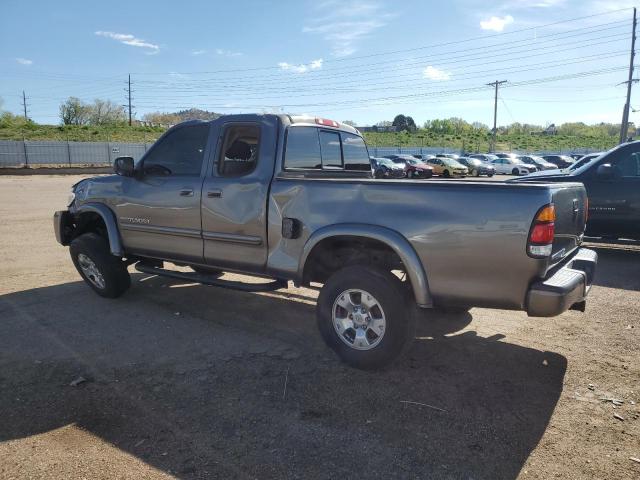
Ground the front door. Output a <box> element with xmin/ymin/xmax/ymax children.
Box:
<box><xmin>116</xmin><ymin>122</ymin><xmax>210</xmax><ymax>263</ymax></box>
<box><xmin>200</xmin><ymin>119</ymin><xmax>275</xmax><ymax>272</ymax></box>
<box><xmin>585</xmin><ymin>145</ymin><xmax>640</xmax><ymax>239</ymax></box>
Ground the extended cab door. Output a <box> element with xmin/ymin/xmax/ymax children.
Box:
<box><xmin>583</xmin><ymin>144</ymin><xmax>640</xmax><ymax>239</ymax></box>
<box><xmin>200</xmin><ymin>117</ymin><xmax>277</xmax><ymax>272</ymax></box>
<box><xmin>115</xmin><ymin>122</ymin><xmax>210</xmax><ymax>263</ymax></box>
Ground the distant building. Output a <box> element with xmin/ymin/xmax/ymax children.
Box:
<box><xmin>357</xmin><ymin>125</ymin><xmax>398</xmax><ymax>133</ymax></box>
<box><xmin>530</xmin><ymin>124</ymin><xmax>557</xmax><ymax>136</ymax></box>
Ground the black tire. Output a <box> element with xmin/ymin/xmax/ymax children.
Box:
<box><xmin>70</xmin><ymin>233</ymin><xmax>130</xmax><ymax>298</ymax></box>
<box><xmin>472</xmin><ymin>169</ymin><xmax>479</xmax><ymax>177</ymax></box>
<box><xmin>316</xmin><ymin>266</ymin><xmax>415</xmax><ymax>370</ymax></box>
<box><xmin>443</xmin><ymin>169</ymin><xmax>451</xmax><ymax>178</ymax></box>
<box><xmin>512</xmin><ymin>168</ymin><xmax>520</xmax><ymax>175</ymax></box>
<box><xmin>191</xmin><ymin>266</ymin><xmax>223</xmax><ymax>277</ymax></box>
<box><xmin>407</xmin><ymin>170</ymin><xmax>413</xmax><ymax>179</ymax></box>
<box><xmin>488</xmin><ymin>173</ymin><xmax>494</xmax><ymax>177</ymax></box>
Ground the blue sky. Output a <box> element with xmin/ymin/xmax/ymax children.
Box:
<box><xmin>0</xmin><ymin>0</ymin><xmax>637</xmax><ymax>126</ymax></box>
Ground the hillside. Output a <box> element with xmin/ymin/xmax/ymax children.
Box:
<box><xmin>0</xmin><ymin>120</ymin><xmax>619</xmax><ymax>152</ymax></box>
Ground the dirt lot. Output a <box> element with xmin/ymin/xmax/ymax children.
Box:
<box><xmin>0</xmin><ymin>174</ymin><xmax>638</xmax><ymax>480</ymax></box>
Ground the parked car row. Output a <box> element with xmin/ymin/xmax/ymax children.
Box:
<box><xmin>370</xmin><ymin>151</ymin><xmax>600</xmax><ymax>179</ymax></box>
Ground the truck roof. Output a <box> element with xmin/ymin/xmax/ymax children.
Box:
<box><xmin>284</xmin><ymin>114</ymin><xmax>361</xmax><ymax>135</ymax></box>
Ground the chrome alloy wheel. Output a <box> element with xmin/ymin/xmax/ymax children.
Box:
<box><xmin>332</xmin><ymin>289</ymin><xmax>386</xmax><ymax>350</ymax></box>
<box><xmin>77</xmin><ymin>253</ymin><xmax>106</xmax><ymax>289</ymax></box>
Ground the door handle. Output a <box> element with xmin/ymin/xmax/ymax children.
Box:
<box><xmin>207</xmin><ymin>189</ymin><xmax>222</xmax><ymax>198</ymax></box>
<box><xmin>179</xmin><ymin>189</ymin><xmax>194</xmax><ymax>197</ymax></box>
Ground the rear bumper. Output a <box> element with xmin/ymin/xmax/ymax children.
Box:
<box><xmin>53</xmin><ymin>210</ymin><xmax>74</xmax><ymax>246</ymax></box>
<box><xmin>526</xmin><ymin>248</ymin><xmax>597</xmax><ymax>317</ymax></box>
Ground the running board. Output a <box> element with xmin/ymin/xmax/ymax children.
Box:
<box><xmin>135</xmin><ymin>263</ymin><xmax>288</xmax><ymax>292</ymax></box>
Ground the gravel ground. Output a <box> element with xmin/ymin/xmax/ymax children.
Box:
<box><xmin>0</xmin><ymin>174</ymin><xmax>638</xmax><ymax>480</ymax></box>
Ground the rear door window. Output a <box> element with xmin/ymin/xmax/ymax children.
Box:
<box><xmin>342</xmin><ymin>133</ymin><xmax>371</xmax><ymax>171</ymax></box>
<box><xmin>284</xmin><ymin>126</ymin><xmax>370</xmax><ymax>172</ymax></box>
<box><xmin>319</xmin><ymin>130</ymin><xmax>342</xmax><ymax>169</ymax></box>
<box><xmin>218</xmin><ymin>124</ymin><xmax>260</xmax><ymax>177</ymax></box>
<box><xmin>284</xmin><ymin>127</ymin><xmax>321</xmax><ymax>169</ymax></box>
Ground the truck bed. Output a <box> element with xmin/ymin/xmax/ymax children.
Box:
<box><xmin>267</xmin><ymin>176</ymin><xmax>587</xmax><ymax>310</ymax></box>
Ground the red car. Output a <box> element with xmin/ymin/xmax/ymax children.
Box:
<box><xmin>383</xmin><ymin>155</ymin><xmax>434</xmax><ymax>178</ymax></box>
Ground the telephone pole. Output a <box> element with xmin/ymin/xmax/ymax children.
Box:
<box><xmin>487</xmin><ymin>80</ymin><xmax>507</xmax><ymax>152</ymax></box>
<box><xmin>21</xmin><ymin>90</ymin><xmax>29</xmax><ymax>120</ymax></box>
<box><xmin>619</xmin><ymin>7</ymin><xmax>636</xmax><ymax>143</ymax></box>
<box><xmin>126</xmin><ymin>74</ymin><xmax>133</xmax><ymax>126</ymax></box>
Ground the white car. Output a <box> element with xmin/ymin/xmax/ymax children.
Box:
<box><xmin>491</xmin><ymin>157</ymin><xmax>537</xmax><ymax>175</ymax></box>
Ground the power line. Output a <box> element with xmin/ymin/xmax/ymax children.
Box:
<box><xmin>130</xmin><ymin>7</ymin><xmax>634</xmax><ymax>76</ymax></box>
<box><xmin>131</xmin><ymin>67</ymin><xmax>627</xmax><ymax>110</ymax></box>
<box><xmin>130</xmin><ymin>51</ymin><xmax>626</xmax><ymax>102</ymax></box>
<box><xmin>132</xmin><ymin>31</ymin><xmax>629</xmax><ymax>89</ymax></box>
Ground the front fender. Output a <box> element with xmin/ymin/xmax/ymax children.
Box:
<box><xmin>298</xmin><ymin>224</ymin><xmax>432</xmax><ymax>307</ymax></box>
<box><xmin>75</xmin><ymin>202</ymin><xmax>124</xmax><ymax>257</ymax></box>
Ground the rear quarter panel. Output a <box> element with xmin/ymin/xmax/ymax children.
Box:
<box><xmin>267</xmin><ymin>178</ymin><xmax>556</xmax><ymax>310</ymax></box>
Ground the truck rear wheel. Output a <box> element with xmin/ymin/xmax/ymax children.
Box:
<box><xmin>316</xmin><ymin>265</ymin><xmax>415</xmax><ymax>370</ymax></box>
<box><xmin>70</xmin><ymin>233</ymin><xmax>130</xmax><ymax>298</ymax></box>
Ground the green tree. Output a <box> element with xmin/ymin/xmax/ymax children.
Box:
<box><xmin>60</xmin><ymin>97</ymin><xmax>91</xmax><ymax>125</ymax></box>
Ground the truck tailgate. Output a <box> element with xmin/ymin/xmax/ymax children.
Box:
<box><xmin>550</xmin><ymin>184</ymin><xmax>588</xmax><ymax>264</ymax></box>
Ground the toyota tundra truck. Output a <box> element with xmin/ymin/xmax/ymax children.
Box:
<box><xmin>54</xmin><ymin>114</ymin><xmax>597</xmax><ymax>369</ymax></box>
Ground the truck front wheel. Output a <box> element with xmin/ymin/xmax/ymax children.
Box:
<box><xmin>316</xmin><ymin>266</ymin><xmax>415</xmax><ymax>370</ymax></box>
<box><xmin>70</xmin><ymin>233</ymin><xmax>131</xmax><ymax>298</ymax></box>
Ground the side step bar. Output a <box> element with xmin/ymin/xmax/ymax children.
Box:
<box><xmin>135</xmin><ymin>263</ymin><xmax>288</xmax><ymax>293</ymax></box>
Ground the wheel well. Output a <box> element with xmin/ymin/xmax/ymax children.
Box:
<box><xmin>74</xmin><ymin>212</ymin><xmax>108</xmax><ymax>240</ymax></box>
<box><xmin>303</xmin><ymin>235</ymin><xmax>407</xmax><ymax>286</ymax></box>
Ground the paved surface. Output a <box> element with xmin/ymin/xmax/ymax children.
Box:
<box><xmin>0</xmin><ymin>174</ymin><xmax>638</xmax><ymax>480</ymax></box>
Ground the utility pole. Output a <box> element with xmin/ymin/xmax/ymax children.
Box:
<box><xmin>125</xmin><ymin>74</ymin><xmax>133</xmax><ymax>126</ymax></box>
<box><xmin>487</xmin><ymin>80</ymin><xmax>507</xmax><ymax>152</ymax></box>
<box><xmin>21</xmin><ymin>90</ymin><xmax>29</xmax><ymax>120</ymax></box>
<box><xmin>620</xmin><ymin>7</ymin><xmax>637</xmax><ymax>143</ymax></box>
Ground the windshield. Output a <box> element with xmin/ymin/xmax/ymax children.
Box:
<box><xmin>443</xmin><ymin>158</ymin><xmax>462</xmax><ymax>167</ymax></box>
<box><xmin>377</xmin><ymin>158</ymin><xmax>394</xmax><ymax>167</ymax></box>
<box><xmin>568</xmin><ymin>153</ymin><xmax>601</xmax><ymax>170</ymax></box>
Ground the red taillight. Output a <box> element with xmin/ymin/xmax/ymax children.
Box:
<box><xmin>527</xmin><ymin>204</ymin><xmax>555</xmax><ymax>258</ymax></box>
<box><xmin>315</xmin><ymin>117</ymin><xmax>339</xmax><ymax>127</ymax></box>
<box><xmin>530</xmin><ymin>222</ymin><xmax>555</xmax><ymax>243</ymax></box>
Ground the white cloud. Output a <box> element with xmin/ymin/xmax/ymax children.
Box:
<box><xmin>95</xmin><ymin>31</ymin><xmax>159</xmax><ymax>53</ymax></box>
<box><xmin>16</xmin><ymin>58</ymin><xmax>33</xmax><ymax>66</ymax></box>
<box><xmin>423</xmin><ymin>66</ymin><xmax>451</xmax><ymax>81</ymax></box>
<box><xmin>303</xmin><ymin>1</ymin><xmax>394</xmax><ymax>57</ymax></box>
<box><xmin>480</xmin><ymin>15</ymin><xmax>514</xmax><ymax>32</ymax></box>
<box><xmin>278</xmin><ymin>58</ymin><xmax>324</xmax><ymax>74</ymax></box>
<box><xmin>215</xmin><ymin>48</ymin><xmax>243</xmax><ymax>57</ymax></box>
<box><xmin>191</xmin><ymin>49</ymin><xmax>206</xmax><ymax>56</ymax></box>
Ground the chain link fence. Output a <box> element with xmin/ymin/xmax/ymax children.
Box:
<box><xmin>0</xmin><ymin>140</ymin><xmax>150</xmax><ymax>167</ymax></box>
<box><xmin>0</xmin><ymin>140</ymin><xmax>603</xmax><ymax>168</ymax></box>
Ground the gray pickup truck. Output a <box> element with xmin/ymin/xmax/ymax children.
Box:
<box><xmin>54</xmin><ymin>114</ymin><xmax>597</xmax><ymax>369</ymax></box>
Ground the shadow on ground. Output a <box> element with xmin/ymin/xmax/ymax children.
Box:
<box><xmin>589</xmin><ymin>245</ymin><xmax>640</xmax><ymax>292</ymax></box>
<box><xmin>0</xmin><ymin>275</ymin><xmax>566</xmax><ymax>479</ymax></box>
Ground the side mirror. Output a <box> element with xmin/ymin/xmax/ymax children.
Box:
<box><xmin>596</xmin><ymin>163</ymin><xmax>614</xmax><ymax>180</ymax></box>
<box><xmin>114</xmin><ymin>156</ymin><xmax>135</xmax><ymax>177</ymax></box>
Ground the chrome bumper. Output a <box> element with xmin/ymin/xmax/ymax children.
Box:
<box><xmin>526</xmin><ymin>248</ymin><xmax>597</xmax><ymax>317</ymax></box>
